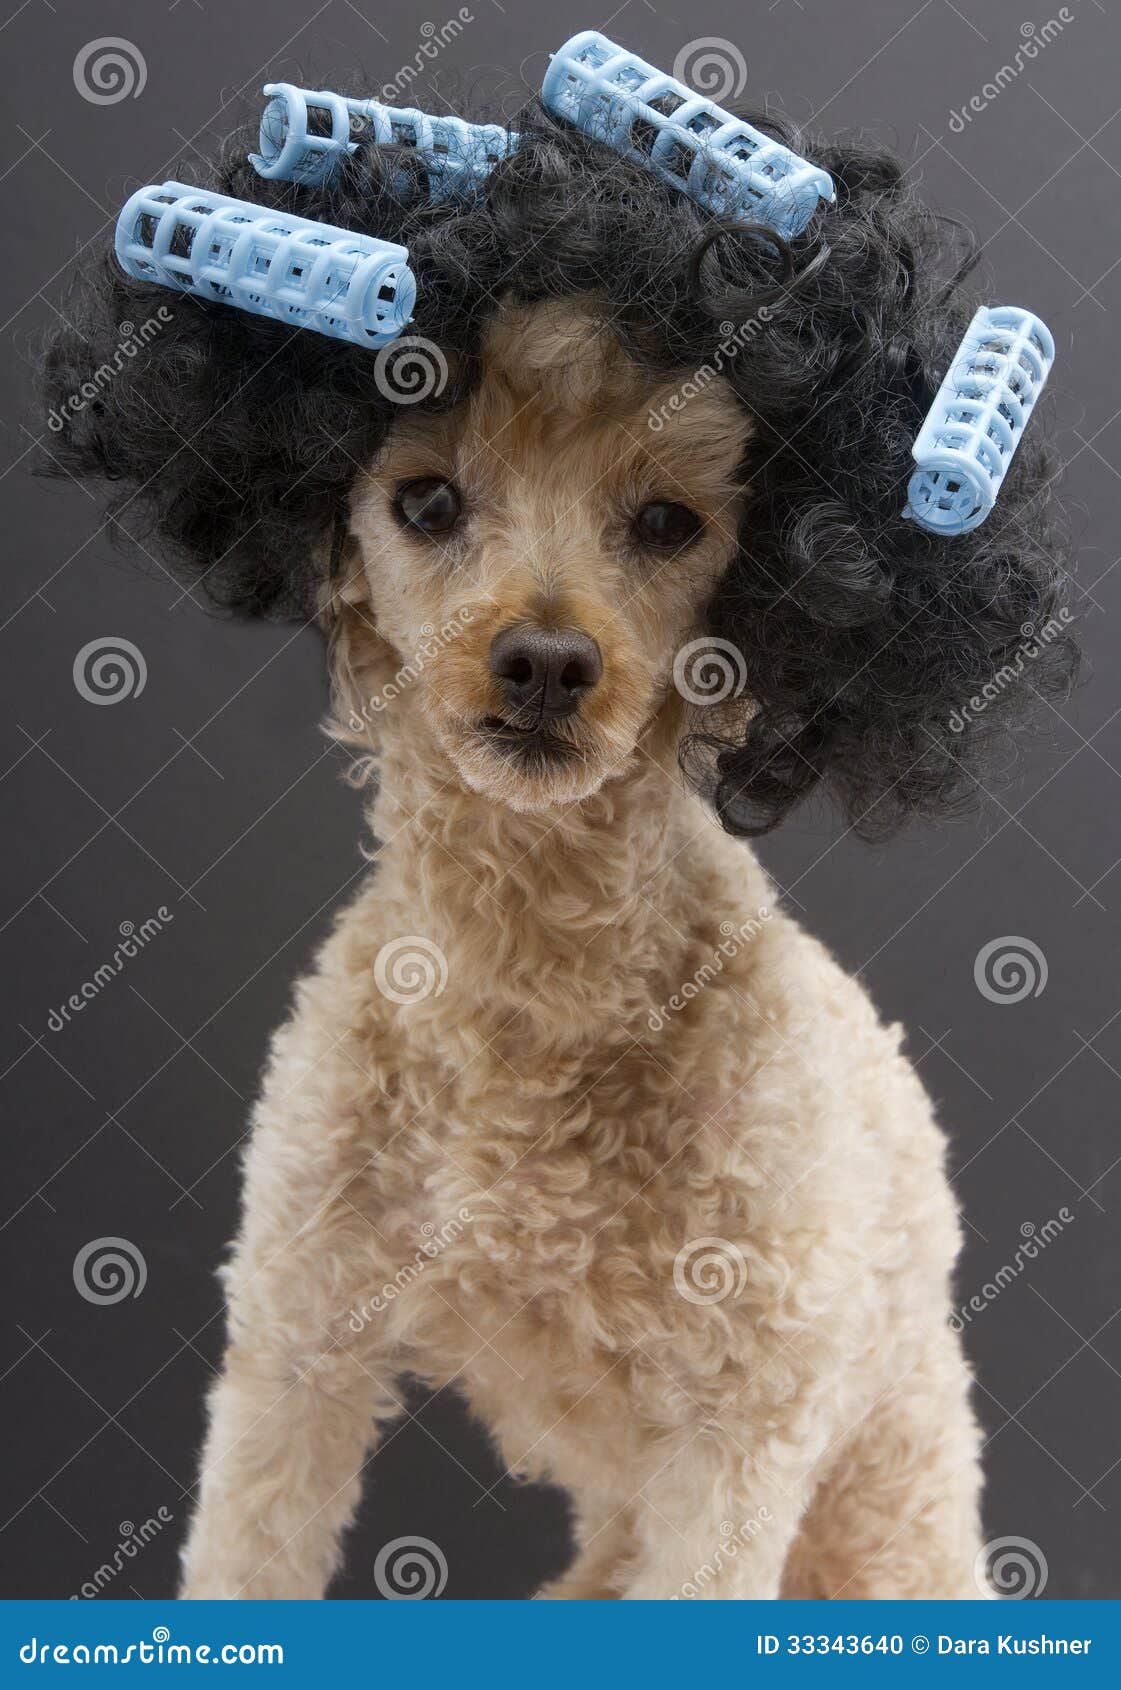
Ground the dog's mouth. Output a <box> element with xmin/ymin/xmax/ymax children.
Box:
<box><xmin>476</xmin><ymin>714</ymin><xmax>581</xmax><ymax>764</ymax></box>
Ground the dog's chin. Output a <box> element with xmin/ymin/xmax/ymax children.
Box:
<box><xmin>438</xmin><ymin>715</ymin><xmax>623</xmax><ymax>812</ymax></box>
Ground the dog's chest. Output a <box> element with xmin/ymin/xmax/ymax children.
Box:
<box><xmin>367</xmin><ymin>1041</ymin><xmax>761</xmax><ymax>1359</ymax></box>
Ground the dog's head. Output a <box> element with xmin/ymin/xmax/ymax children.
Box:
<box><xmin>342</xmin><ymin>301</ymin><xmax>749</xmax><ymax>812</ymax></box>
<box><xmin>41</xmin><ymin>102</ymin><xmax>1078</xmax><ymax>837</ymax></box>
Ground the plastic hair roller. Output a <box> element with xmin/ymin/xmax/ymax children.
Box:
<box><xmin>250</xmin><ymin>83</ymin><xmax>516</xmax><ymax>198</ymax></box>
<box><xmin>115</xmin><ymin>182</ymin><xmax>415</xmax><ymax>348</ymax></box>
<box><xmin>541</xmin><ymin>30</ymin><xmax>834</xmax><ymax>240</ymax></box>
<box><xmin>903</xmin><ymin>306</ymin><xmax>1055</xmax><ymax>536</ymax></box>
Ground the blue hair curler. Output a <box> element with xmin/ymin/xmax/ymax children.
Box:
<box><xmin>903</xmin><ymin>306</ymin><xmax>1055</xmax><ymax>536</ymax></box>
<box><xmin>541</xmin><ymin>30</ymin><xmax>834</xmax><ymax>240</ymax></box>
<box><xmin>250</xmin><ymin>83</ymin><xmax>516</xmax><ymax>199</ymax></box>
<box><xmin>115</xmin><ymin>181</ymin><xmax>415</xmax><ymax>348</ymax></box>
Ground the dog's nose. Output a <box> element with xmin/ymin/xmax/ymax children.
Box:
<box><xmin>489</xmin><ymin>625</ymin><xmax>603</xmax><ymax>720</ymax></box>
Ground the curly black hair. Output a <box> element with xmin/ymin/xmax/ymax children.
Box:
<box><xmin>39</xmin><ymin>92</ymin><xmax>1078</xmax><ymax>838</ymax></box>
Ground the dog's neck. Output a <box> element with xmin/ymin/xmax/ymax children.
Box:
<box><xmin>362</xmin><ymin>716</ymin><xmax>757</xmax><ymax>1056</ymax></box>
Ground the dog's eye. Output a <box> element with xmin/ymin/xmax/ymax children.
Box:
<box><xmin>634</xmin><ymin>501</ymin><xmax>703</xmax><ymax>549</ymax></box>
<box><xmin>394</xmin><ymin>478</ymin><xmax>462</xmax><ymax>535</ymax></box>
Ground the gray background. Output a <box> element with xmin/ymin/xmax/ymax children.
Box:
<box><xmin>2</xmin><ymin>0</ymin><xmax>1119</xmax><ymax>1601</ymax></box>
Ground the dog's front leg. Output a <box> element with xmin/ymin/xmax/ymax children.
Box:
<box><xmin>179</xmin><ymin>1318</ymin><xmax>399</xmax><ymax>1600</ymax></box>
<box><xmin>179</xmin><ymin>1012</ymin><xmax>405</xmax><ymax>1599</ymax></box>
<box><xmin>618</xmin><ymin>1446</ymin><xmax>808</xmax><ymax>1601</ymax></box>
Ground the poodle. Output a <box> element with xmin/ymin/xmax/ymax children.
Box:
<box><xmin>40</xmin><ymin>85</ymin><xmax>1077</xmax><ymax>1600</ymax></box>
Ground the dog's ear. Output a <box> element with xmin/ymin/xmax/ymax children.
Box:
<box><xmin>36</xmin><ymin>128</ymin><xmax>401</xmax><ymax>621</ymax></box>
<box><xmin>685</xmin><ymin>452</ymin><xmax>1077</xmax><ymax>839</ymax></box>
<box><xmin>676</xmin><ymin>135</ymin><xmax>1078</xmax><ymax>841</ymax></box>
<box><xmin>322</xmin><ymin>529</ymin><xmax>402</xmax><ymax>752</ymax></box>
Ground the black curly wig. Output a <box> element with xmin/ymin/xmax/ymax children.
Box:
<box><xmin>39</xmin><ymin>90</ymin><xmax>1078</xmax><ymax>838</ymax></box>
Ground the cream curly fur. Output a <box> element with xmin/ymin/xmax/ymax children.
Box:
<box><xmin>179</xmin><ymin>304</ymin><xmax>984</xmax><ymax>1601</ymax></box>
